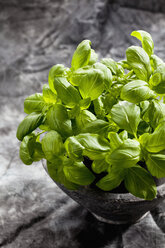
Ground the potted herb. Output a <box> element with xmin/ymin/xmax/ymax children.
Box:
<box><xmin>17</xmin><ymin>30</ymin><xmax>165</xmax><ymax>224</ymax></box>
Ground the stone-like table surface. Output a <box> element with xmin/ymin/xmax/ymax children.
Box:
<box><xmin>0</xmin><ymin>0</ymin><xmax>165</xmax><ymax>247</ymax></box>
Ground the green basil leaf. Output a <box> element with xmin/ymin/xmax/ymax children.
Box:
<box><xmin>41</xmin><ymin>131</ymin><xmax>65</xmax><ymax>162</ymax></box>
<box><xmin>39</xmin><ymin>116</ymin><xmax>51</xmax><ymax>131</ymax></box>
<box><xmin>88</xmin><ymin>49</ymin><xmax>98</xmax><ymax>65</ymax></box>
<box><xmin>42</xmin><ymin>84</ymin><xmax>57</xmax><ymax>103</ymax></box>
<box><xmin>53</xmin><ymin>77</ymin><xmax>81</xmax><ymax>108</ymax></box>
<box><xmin>124</xmin><ymin>166</ymin><xmax>157</xmax><ymax>200</ymax></box>
<box><xmin>145</xmin><ymin>100</ymin><xmax>165</xmax><ymax>129</ymax></box>
<box><xmin>93</xmin><ymin>62</ymin><xmax>112</xmax><ymax>90</ymax></box>
<box><xmin>63</xmin><ymin>161</ymin><xmax>95</xmax><ymax>185</ymax></box>
<box><xmin>149</xmin><ymin>73</ymin><xmax>161</xmax><ymax>87</ymax></box>
<box><xmin>139</xmin><ymin>100</ymin><xmax>150</xmax><ymax>117</ymax></box>
<box><xmin>76</xmin><ymin>110</ymin><xmax>96</xmax><ymax>131</ymax></box>
<box><xmin>82</xmin><ymin>119</ymin><xmax>112</xmax><ymax>136</ymax></box>
<box><xmin>17</xmin><ymin>112</ymin><xmax>44</xmax><ymax>141</ymax></box>
<box><xmin>47</xmin><ymin>160</ymin><xmax>79</xmax><ymax>190</ymax></box>
<box><xmin>68</xmin><ymin>105</ymin><xmax>80</xmax><ymax>120</ymax></box>
<box><xmin>32</xmin><ymin>142</ymin><xmax>45</xmax><ymax>161</ymax></box>
<box><xmin>145</xmin><ymin>152</ymin><xmax>165</xmax><ymax>178</ymax></box>
<box><xmin>46</xmin><ymin>104</ymin><xmax>72</xmax><ymax>139</ymax></box>
<box><xmin>48</xmin><ymin>64</ymin><xmax>68</xmax><ymax>93</ymax></box>
<box><xmin>20</xmin><ymin>135</ymin><xmax>34</xmax><ymax>165</ymax></box>
<box><xmin>121</xmin><ymin>80</ymin><xmax>156</xmax><ymax>103</ymax></box>
<box><xmin>131</xmin><ymin>30</ymin><xmax>154</xmax><ymax>57</ymax></box>
<box><xmin>150</xmin><ymin>62</ymin><xmax>165</xmax><ymax>93</ymax></box>
<box><xmin>65</xmin><ymin>136</ymin><xmax>84</xmax><ymax>161</ymax></box>
<box><xmin>137</xmin><ymin>120</ymin><xmax>151</xmax><ymax>135</ymax></box>
<box><xmin>108</xmin><ymin>132</ymin><xmax>123</xmax><ymax>151</ymax></box>
<box><xmin>92</xmin><ymin>159</ymin><xmax>109</xmax><ymax>174</ymax></box>
<box><xmin>110</xmin><ymin>101</ymin><xmax>141</xmax><ymax>135</ymax></box>
<box><xmin>96</xmin><ymin>166</ymin><xmax>125</xmax><ymax>191</ymax></box>
<box><xmin>20</xmin><ymin>134</ymin><xmax>44</xmax><ymax>165</ymax></box>
<box><xmin>152</xmin><ymin>82</ymin><xmax>165</xmax><ymax>94</ymax></box>
<box><xmin>100</xmin><ymin>58</ymin><xmax>118</xmax><ymax>75</ymax></box>
<box><xmin>71</xmin><ymin>40</ymin><xmax>91</xmax><ymax>70</ymax></box>
<box><xmin>107</xmin><ymin>139</ymin><xmax>141</xmax><ymax>168</ymax></box>
<box><xmin>70</xmin><ymin>67</ymin><xmax>105</xmax><ymax>100</ymax></box>
<box><xmin>139</xmin><ymin>121</ymin><xmax>165</xmax><ymax>153</ymax></box>
<box><xmin>93</xmin><ymin>96</ymin><xmax>106</xmax><ymax>119</ymax></box>
<box><xmin>150</xmin><ymin>54</ymin><xmax>164</xmax><ymax>70</ymax></box>
<box><xmin>75</xmin><ymin>133</ymin><xmax>111</xmax><ymax>160</ymax></box>
<box><xmin>102</xmin><ymin>93</ymin><xmax>117</xmax><ymax>113</ymax></box>
<box><xmin>126</xmin><ymin>46</ymin><xmax>152</xmax><ymax>81</ymax></box>
<box><xmin>24</xmin><ymin>93</ymin><xmax>45</xmax><ymax>114</ymax></box>
<box><xmin>79</xmin><ymin>97</ymin><xmax>91</xmax><ymax>110</ymax></box>
<box><xmin>119</xmin><ymin>130</ymin><xmax>128</xmax><ymax>141</ymax></box>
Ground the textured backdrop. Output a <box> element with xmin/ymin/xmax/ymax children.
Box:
<box><xmin>0</xmin><ymin>0</ymin><xmax>165</xmax><ymax>247</ymax></box>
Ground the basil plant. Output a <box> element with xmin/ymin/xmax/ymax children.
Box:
<box><xmin>17</xmin><ymin>30</ymin><xmax>165</xmax><ymax>200</ymax></box>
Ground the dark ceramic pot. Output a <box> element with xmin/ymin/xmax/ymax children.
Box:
<box><xmin>43</xmin><ymin>160</ymin><xmax>165</xmax><ymax>224</ymax></box>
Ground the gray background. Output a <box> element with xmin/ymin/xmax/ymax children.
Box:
<box><xmin>0</xmin><ymin>0</ymin><xmax>165</xmax><ymax>247</ymax></box>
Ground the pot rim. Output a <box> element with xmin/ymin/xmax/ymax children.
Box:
<box><xmin>42</xmin><ymin>159</ymin><xmax>165</xmax><ymax>203</ymax></box>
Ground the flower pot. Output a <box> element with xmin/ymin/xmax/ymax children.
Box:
<box><xmin>42</xmin><ymin>160</ymin><xmax>165</xmax><ymax>224</ymax></box>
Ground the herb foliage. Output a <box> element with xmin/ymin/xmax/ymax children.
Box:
<box><xmin>17</xmin><ymin>30</ymin><xmax>165</xmax><ymax>200</ymax></box>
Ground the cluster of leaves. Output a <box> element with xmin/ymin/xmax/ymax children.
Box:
<box><xmin>17</xmin><ymin>30</ymin><xmax>165</xmax><ymax>200</ymax></box>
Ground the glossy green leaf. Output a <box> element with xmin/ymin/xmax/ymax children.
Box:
<box><xmin>76</xmin><ymin>110</ymin><xmax>96</xmax><ymax>131</ymax></box>
<box><xmin>149</xmin><ymin>73</ymin><xmax>161</xmax><ymax>87</ymax></box>
<box><xmin>151</xmin><ymin>63</ymin><xmax>165</xmax><ymax>93</ymax></box>
<box><xmin>70</xmin><ymin>67</ymin><xmax>105</xmax><ymax>100</ymax></box>
<box><xmin>20</xmin><ymin>134</ymin><xmax>44</xmax><ymax>165</ymax></box>
<box><xmin>139</xmin><ymin>100</ymin><xmax>150</xmax><ymax>117</ymax></box>
<box><xmin>107</xmin><ymin>139</ymin><xmax>141</xmax><ymax>168</ymax></box>
<box><xmin>48</xmin><ymin>64</ymin><xmax>68</xmax><ymax>93</ymax></box>
<box><xmin>74</xmin><ymin>133</ymin><xmax>111</xmax><ymax>160</ymax></box>
<box><xmin>100</xmin><ymin>58</ymin><xmax>118</xmax><ymax>75</ymax></box>
<box><xmin>92</xmin><ymin>159</ymin><xmax>109</xmax><ymax>174</ymax></box>
<box><xmin>108</xmin><ymin>132</ymin><xmax>123</xmax><ymax>151</ymax></box>
<box><xmin>139</xmin><ymin>121</ymin><xmax>165</xmax><ymax>153</ymax></box>
<box><xmin>102</xmin><ymin>93</ymin><xmax>117</xmax><ymax>113</ymax></box>
<box><xmin>82</xmin><ymin>119</ymin><xmax>112</xmax><ymax>136</ymax></box>
<box><xmin>145</xmin><ymin>100</ymin><xmax>165</xmax><ymax>129</ymax></box>
<box><xmin>88</xmin><ymin>49</ymin><xmax>98</xmax><ymax>65</ymax></box>
<box><xmin>93</xmin><ymin>62</ymin><xmax>112</xmax><ymax>90</ymax></box>
<box><xmin>19</xmin><ymin>135</ymin><xmax>34</xmax><ymax>165</ymax></box>
<box><xmin>46</xmin><ymin>104</ymin><xmax>72</xmax><ymax>139</ymax></box>
<box><xmin>79</xmin><ymin>97</ymin><xmax>91</xmax><ymax>110</ymax></box>
<box><xmin>96</xmin><ymin>166</ymin><xmax>125</xmax><ymax>191</ymax></box>
<box><xmin>131</xmin><ymin>30</ymin><xmax>154</xmax><ymax>57</ymax></box>
<box><xmin>145</xmin><ymin>152</ymin><xmax>165</xmax><ymax>178</ymax></box>
<box><xmin>53</xmin><ymin>77</ymin><xmax>81</xmax><ymax>108</ymax></box>
<box><xmin>17</xmin><ymin>112</ymin><xmax>44</xmax><ymax>141</ymax></box>
<box><xmin>63</xmin><ymin>161</ymin><xmax>95</xmax><ymax>185</ymax></box>
<box><xmin>121</xmin><ymin>80</ymin><xmax>156</xmax><ymax>103</ymax></box>
<box><xmin>39</xmin><ymin>116</ymin><xmax>51</xmax><ymax>131</ymax></box>
<box><xmin>41</xmin><ymin>131</ymin><xmax>65</xmax><ymax>162</ymax></box>
<box><xmin>47</xmin><ymin>160</ymin><xmax>79</xmax><ymax>190</ymax></box>
<box><xmin>137</xmin><ymin>120</ymin><xmax>151</xmax><ymax>135</ymax></box>
<box><xmin>126</xmin><ymin>46</ymin><xmax>152</xmax><ymax>81</ymax></box>
<box><xmin>65</xmin><ymin>136</ymin><xmax>84</xmax><ymax>161</ymax></box>
<box><xmin>124</xmin><ymin>166</ymin><xmax>157</xmax><ymax>200</ymax></box>
<box><xmin>71</xmin><ymin>40</ymin><xmax>91</xmax><ymax>70</ymax></box>
<box><xmin>152</xmin><ymin>82</ymin><xmax>165</xmax><ymax>94</ymax></box>
<box><xmin>150</xmin><ymin>54</ymin><xmax>164</xmax><ymax>70</ymax></box>
<box><xmin>119</xmin><ymin>130</ymin><xmax>128</xmax><ymax>141</ymax></box>
<box><xmin>93</xmin><ymin>96</ymin><xmax>106</xmax><ymax>119</ymax></box>
<box><xmin>110</xmin><ymin>101</ymin><xmax>141</xmax><ymax>135</ymax></box>
<box><xmin>43</xmin><ymin>84</ymin><xmax>57</xmax><ymax>103</ymax></box>
<box><xmin>24</xmin><ymin>93</ymin><xmax>45</xmax><ymax>114</ymax></box>
<box><xmin>32</xmin><ymin>142</ymin><xmax>45</xmax><ymax>161</ymax></box>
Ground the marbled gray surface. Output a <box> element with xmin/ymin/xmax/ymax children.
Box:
<box><xmin>0</xmin><ymin>0</ymin><xmax>165</xmax><ymax>247</ymax></box>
